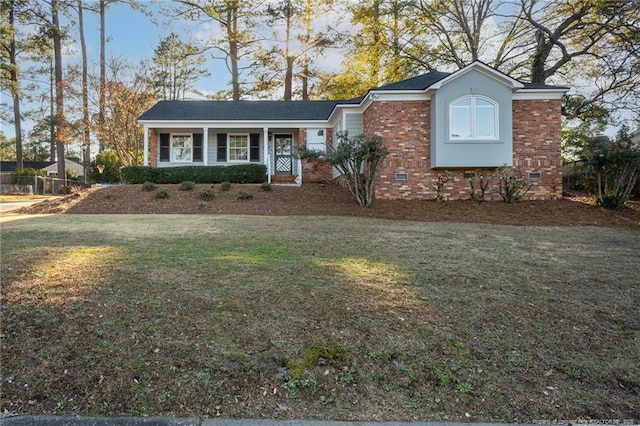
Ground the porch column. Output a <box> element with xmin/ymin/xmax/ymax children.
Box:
<box><xmin>143</xmin><ymin>126</ymin><xmax>149</xmax><ymax>166</ymax></box>
<box><xmin>263</xmin><ymin>126</ymin><xmax>271</xmax><ymax>183</ymax></box>
<box><xmin>203</xmin><ymin>127</ymin><xmax>209</xmax><ymax>165</ymax></box>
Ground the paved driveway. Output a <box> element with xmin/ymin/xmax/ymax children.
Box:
<box><xmin>0</xmin><ymin>199</ymin><xmax>47</xmax><ymax>213</ymax></box>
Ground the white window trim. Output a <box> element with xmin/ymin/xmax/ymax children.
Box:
<box><xmin>448</xmin><ymin>95</ymin><xmax>499</xmax><ymax>142</ymax></box>
<box><xmin>228</xmin><ymin>133</ymin><xmax>250</xmax><ymax>163</ymax></box>
<box><xmin>171</xmin><ymin>133</ymin><xmax>193</xmax><ymax>162</ymax></box>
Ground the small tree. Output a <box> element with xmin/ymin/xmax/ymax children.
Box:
<box><xmin>497</xmin><ymin>165</ymin><xmax>532</xmax><ymax>203</ymax></box>
<box><xmin>88</xmin><ymin>150</ymin><xmax>122</xmax><ymax>183</ymax></box>
<box><xmin>431</xmin><ymin>171</ymin><xmax>454</xmax><ymax>202</ymax></box>
<box><xmin>582</xmin><ymin>129</ymin><xmax>640</xmax><ymax>210</ymax></box>
<box><xmin>300</xmin><ymin>131</ymin><xmax>388</xmax><ymax>207</ymax></box>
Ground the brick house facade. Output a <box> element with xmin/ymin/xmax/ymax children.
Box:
<box><xmin>365</xmin><ymin>98</ymin><xmax>563</xmax><ymax>200</ymax></box>
<box><xmin>139</xmin><ymin>61</ymin><xmax>567</xmax><ymax>200</ymax></box>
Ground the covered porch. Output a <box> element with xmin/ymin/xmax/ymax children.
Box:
<box><xmin>142</xmin><ymin>125</ymin><xmax>317</xmax><ymax>185</ymax></box>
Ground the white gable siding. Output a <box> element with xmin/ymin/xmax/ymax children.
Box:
<box><xmin>345</xmin><ymin>113</ymin><xmax>363</xmax><ymax>136</ymax></box>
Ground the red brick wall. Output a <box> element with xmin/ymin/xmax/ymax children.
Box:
<box><xmin>512</xmin><ymin>99</ymin><xmax>563</xmax><ymax>200</ymax></box>
<box><xmin>362</xmin><ymin>98</ymin><xmax>563</xmax><ymax>200</ymax></box>
<box><xmin>364</xmin><ymin>101</ymin><xmax>433</xmax><ymax>199</ymax></box>
<box><xmin>149</xmin><ymin>131</ymin><xmax>158</xmax><ymax>167</ymax></box>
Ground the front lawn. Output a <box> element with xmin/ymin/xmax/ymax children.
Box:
<box><xmin>1</xmin><ymin>215</ymin><xmax>638</xmax><ymax>421</ymax></box>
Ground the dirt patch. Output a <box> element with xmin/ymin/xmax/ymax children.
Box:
<box><xmin>11</xmin><ymin>183</ymin><xmax>640</xmax><ymax>227</ymax></box>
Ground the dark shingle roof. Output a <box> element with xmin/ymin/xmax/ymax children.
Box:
<box><xmin>373</xmin><ymin>71</ymin><xmax>451</xmax><ymax>91</ymax></box>
<box><xmin>139</xmin><ymin>100</ymin><xmax>340</xmax><ymax>121</ymax></box>
<box><xmin>139</xmin><ymin>71</ymin><xmax>568</xmax><ymax>122</ymax></box>
<box><xmin>0</xmin><ymin>161</ymin><xmax>53</xmax><ymax>173</ymax></box>
<box><xmin>521</xmin><ymin>82</ymin><xmax>569</xmax><ymax>90</ymax></box>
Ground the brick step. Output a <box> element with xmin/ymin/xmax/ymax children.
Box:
<box><xmin>270</xmin><ymin>175</ymin><xmax>297</xmax><ymax>184</ymax></box>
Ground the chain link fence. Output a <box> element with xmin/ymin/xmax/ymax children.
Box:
<box><xmin>0</xmin><ymin>174</ymin><xmax>89</xmax><ymax>195</ymax></box>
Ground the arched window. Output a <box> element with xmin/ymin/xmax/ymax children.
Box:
<box><xmin>449</xmin><ymin>95</ymin><xmax>498</xmax><ymax>140</ymax></box>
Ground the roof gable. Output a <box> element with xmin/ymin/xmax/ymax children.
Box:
<box><xmin>430</xmin><ymin>61</ymin><xmax>524</xmax><ymax>91</ymax></box>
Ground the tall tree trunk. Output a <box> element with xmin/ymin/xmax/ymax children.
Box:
<box><xmin>99</xmin><ymin>0</ymin><xmax>106</xmax><ymax>151</ymax></box>
<box><xmin>284</xmin><ymin>57</ymin><xmax>294</xmax><ymax>100</ymax></box>
<box><xmin>8</xmin><ymin>1</ymin><xmax>23</xmax><ymax>168</ymax></box>
<box><xmin>52</xmin><ymin>0</ymin><xmax>66</xmax><ymax>182</ymax></box>
<box><xmin>228</xmin><ymin>5</ymin><xmax>240</xmax><ymax>101</ymax></box>
<box><xmin>50</xmin><ymin>59</ymin><xmax>55</xmax><ymax>161</ymax></box>
<box><xmin>78</xmin><ymin>0</ymin><xmax>90</xmax><ymax>182</ymax></box>
<box><xmin>301</xmin><ymin>57</ymin><xmax>309</xmax><ymax>100</ymax></box>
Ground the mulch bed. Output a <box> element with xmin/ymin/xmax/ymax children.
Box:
<box><xmin>13</xmin><ymin>182</ymin><xmax>640</xmax><ymax>228</ymax></box>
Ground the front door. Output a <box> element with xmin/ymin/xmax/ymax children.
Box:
<box><xmin>274</xmin><ymin>134</ymin><xmax>293</xmax><ymax>175</ymax></box>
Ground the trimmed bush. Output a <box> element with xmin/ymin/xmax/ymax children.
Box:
<box><xmin>220</xmin><ymin>182</ymin><xmax>231</xmax><ymax>192</ymax></box>
<box><xmin>156</xmin><ymin>188</ymin><xmax>170</xmax><ymax>199</ymax></box>
<box><xmin>260</xmin><ymin>182</ymin><xmax>272</xmax><ymax>191</ymax></box>
<box><xmin>121</xmin><ymin>164</ymin><xmax>267</xmax><ymax>185</ymax></box>
<box><xmin>236</xmin><ymin>190</ymin><xmax>254</xmax><ymax>200</ymax></box>
<box><xmin>180</xmin><ymin>181</ymin><xmax>196</xmax><ymax>191</ymax></box>
<box><xmin>142</xmin><ymin>181</ymin><xmax>157</xmax><ymax>191</ymax></box>
<box><xmin>198</xmin><ymin>188</ymin><xmax>215</xmax><ymax>201</ymax></box>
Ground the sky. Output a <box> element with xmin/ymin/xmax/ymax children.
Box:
<box><xmin>65</xmin><ymin>1</ymin><xmax>232</xmax><ymax>95</ymax></box>
<box><xmin>1</xmin><ymin>0</ymin><xmax>350</xmax><ymax>142</ymax></box>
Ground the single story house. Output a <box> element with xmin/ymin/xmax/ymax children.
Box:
<box><xmin>138</xmin><ymin>61</ymin><xmax>568</xmax><ymax>200</ymax></box>
<box><xmin>41</xmin><ymin>159</ymin><xmax>85</xmax><ymax>178</ymax></box>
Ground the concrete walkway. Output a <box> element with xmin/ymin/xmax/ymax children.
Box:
<box><xmin>0</xmin><ymin>418</ymin><xmax>551</xmax><ymax>426</ymax></box>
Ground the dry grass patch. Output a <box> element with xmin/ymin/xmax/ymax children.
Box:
<box><xmin>1</xmin><ymin>215</ymin><xmax>639</xmax><ymax>421</ymax></box>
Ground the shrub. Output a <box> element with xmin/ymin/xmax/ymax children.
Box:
<box><xmin>260</xmin><ymin>182</ymin><xmax>272</xmax><ymax>191</ymax></box>
<box><xmin>299</xmin><ymin>131</ymin><xmax>388</xmax><ymax>207</ymax></box>
<box><xmin>142</xmin><ymin>181</ymin><xmax>157</xmax><ymax>191</ymax></box>
<box><xmin>120</xmin><ymin>166</ymin><xmax>156</xmax><ymax>184</ymax></box>
<box><xmin>120</xmin><ymin>164</ymin><xmax>267</xmax><ymax>184</ymax></box>
<box><xmin>220</xmin><ymin>182</ymin><xmax>231</xmax><ymax>192</ymax></box>
<box><xmin>155</xmin><ymin>188</ymin><xmax>169</xmax><ymax>199</ymax></box>
<box><xmin>582</xmin><ymin>129</ymin><xmax>640</xmax><ymax>210</ymax></box>
<box><xmin>57</xmin><ymin>185</ymin><xmax>83</xmax><ymax>195</ymax></box>
<box><xmin>180</xmin><ymin>181</ymin><xmax>196</xmax><ymax>191</ymax></box>
<box><xmin>431</xmin><ymin>171</ymin><xmax>454</xmax><ymax>202</ymax></box>
<box><xmin>497</xmin><ymin>166</ymin><xmax>531</xmax><ymax>203</ymax></box>
<box><xmin>11</xmin><ymin>167</ymin><xmax>44</xmax><ymax>183</ymax></box>
<box><xmin>89</xmin><ymin>150</ymin><xmax>122</xmax><ymax>183</ymax></box>
<box><xmin>468</xmin><ymin>173</ymin><xmax>493</xmax><ymax>202</ymax></box>
<box><xmin>236</xmin><ymin>189</ymin><xmax>253</xmax><ymax>200</ymax></box>
<box><xmin>198</xmin><ymin>188</ymin><xmax>215</xmax><ymax>201</ymax></box>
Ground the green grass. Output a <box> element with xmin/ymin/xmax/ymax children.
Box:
<box><xmin>1</xmin><ymin>214</ymin><xmax>639</xmax><ymax>421</ymax></box>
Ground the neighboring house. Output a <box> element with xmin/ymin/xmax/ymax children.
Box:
<box><xmin>139</xmin><ymin>61</ymin><xmax>568</xmax><ymax>200</ymax></box>
<box><xmin>0</xmin><ymin>161</ymin><xmax>53</xmax><ymax>185</ymax></box>
<box><xmin>41</xmin><ymin>159</ymin><xmax>85</xmax><ymax>178</ymax></box>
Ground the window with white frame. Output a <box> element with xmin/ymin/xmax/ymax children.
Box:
<box><xmin>449</xmin><ymin>96</ymin><xmax>498</xmax><ymax>140</ymax></box>
<box><xmin>228</xmin><ymin>134</ymin><xmax>249</xmax><ymax>162</ymax></box>
<box><xmin>171</xmin><ymin>134</ymin><xmax>192</xmax><ymax>162</ymax></box>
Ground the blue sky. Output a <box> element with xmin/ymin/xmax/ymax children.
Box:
<box><xmin>74</xmin><ymin>2</ymin><xmax>230</xmax><ymax>93</ymax></box>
